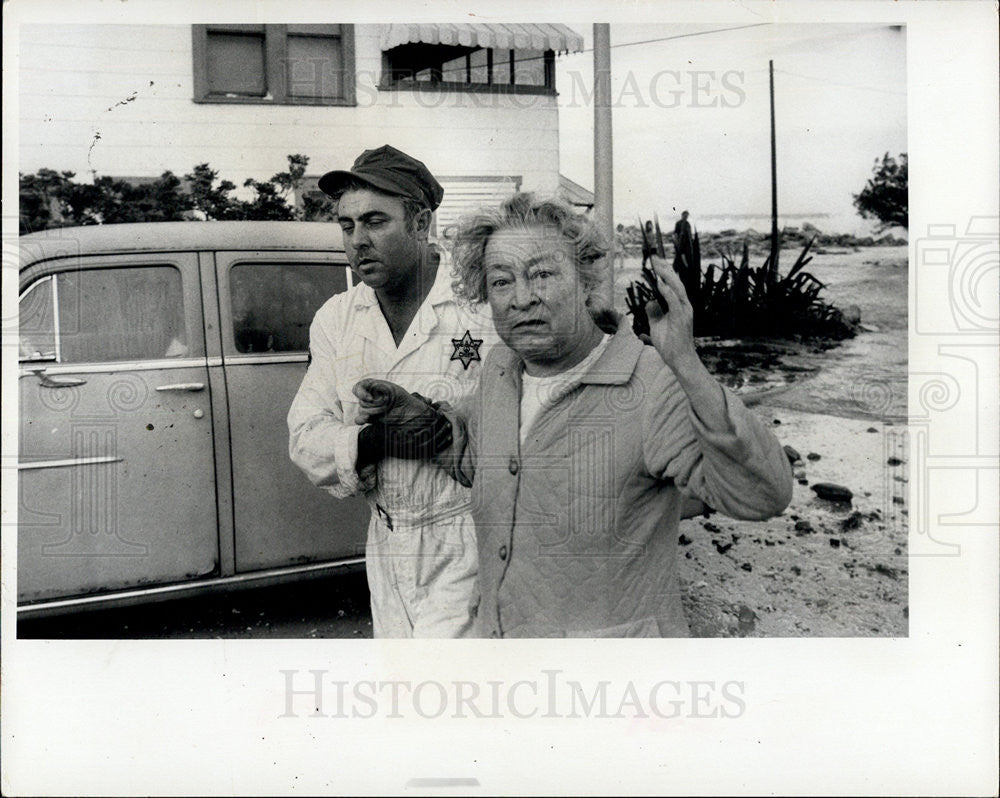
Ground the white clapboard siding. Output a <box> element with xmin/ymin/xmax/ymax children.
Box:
<box><xmin>296</xmin><ymin>173</ymin><xmax>522</xmax><ymax>242</ymax></box>
<box><xmin>433</xmin><ymin>176</ymin><xmax>522</xmax><ymax>236</ymax></box>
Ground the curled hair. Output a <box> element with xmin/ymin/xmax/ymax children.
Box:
<box><xmin>448</xmin><ymin>192</ymin><xmax>610</xmax><ymax>306</ymax></box>
<box><xmin>330</xmin><ymin>176</ymin><xmax>428</xmax><ymax>231</ymax></box>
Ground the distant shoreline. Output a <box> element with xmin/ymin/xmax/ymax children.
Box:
<box><xmin>618</xmin><ymin>225</ymin><xmax>907</xmax><ymax>258</ymax></box>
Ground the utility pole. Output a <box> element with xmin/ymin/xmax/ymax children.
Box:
<box><xmin>593</xmin><ymin>23</ymin><xmax>614</xmax><ymax>309</ymax></box>
<box><xmin>769</xmin><ymin>59</ymin><xmax>780</xmax><ymax>283</ymax></box>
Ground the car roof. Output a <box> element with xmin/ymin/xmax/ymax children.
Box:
<box><xmin>20</xmin><ymin>221</ymin><xmax>345</xmax><ymax>269</ymax></box>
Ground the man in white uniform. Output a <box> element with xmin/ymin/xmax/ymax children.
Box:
<box><xmin>287</xmin><ymin>145</ymin><xmax>497</xmax><ymax>637</ymax></box>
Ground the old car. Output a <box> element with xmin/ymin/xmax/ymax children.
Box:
<box><xmin>17</xmin><ymin>221</ymin><xmax>370</xmax><ymax>616</ymax></box>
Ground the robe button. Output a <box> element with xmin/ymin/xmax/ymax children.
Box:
<box><xmin>499</xmin><ymin>545</ymin><xmax>508</xmax><ymax>561</ymax></box>
<box><xmin>508</xmin><ymin>457</ymin><xmax>519</xmax><ymax>475</ymax></box>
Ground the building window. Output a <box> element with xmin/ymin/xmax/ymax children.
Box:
<box><xmin>193</xmin><ymin>24</ymin><xmax>355</xmax><ymax>106</ymax></box>
<box><xmin>383</xmin><ymin>44</ymin><xmax>555</xmax><ymax>94</ymax></box>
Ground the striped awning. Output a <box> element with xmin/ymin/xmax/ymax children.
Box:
<box><xmin>380</xmin><ymin>23</ymin><xmax>584</xmax><ymax>54</ymax></box>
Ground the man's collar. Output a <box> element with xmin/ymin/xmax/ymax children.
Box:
<box><xmin>352</xmin><ymin>281</ymin><xmax>379</xmax><ymax>309</ymax></box>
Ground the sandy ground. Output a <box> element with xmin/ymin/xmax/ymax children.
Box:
<box><xmin>679</xmin><ymin>406</ymin><xmax>908</xmax><ymax>637</ymax></box>
<box><xmin>674</xmin><ymin>245</ymin><xmax>909</xmax><ymax>637</ymax></box>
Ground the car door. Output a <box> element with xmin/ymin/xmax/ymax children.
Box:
<box><xmin>214</xmin><ymin>250</ymin><xmax>370</xmax><ymax>573</ymax></box>
<box><xmin>18</xmin><ymin>252</ymin><xmax>219</xmax><ymax>603</ymax></box>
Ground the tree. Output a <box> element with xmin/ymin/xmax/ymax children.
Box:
<box><xmin>19</xmin><ymin>168</ymin><xmax>191</xmax><ymax>232</ymax></box>
<box><xmin>90</xmin><ymin>172</ymin><xmax>191</xmax><ymax>224</ymax></box>
<box><xmin>234</xmin><ymin>154</ymin><xmax>336</xmax><ymax>221</ymax></box>
<box><xmin>19</xmin><ymin>168</ymin><xmax>103</xmax><ymax>233</ymax></box>
<box><xmin>20</xmin><ymin>154</ymin><xmax>337</xmax><ymax>232</ymax></box>
<box><xmin>185</xmin><ymin>163</ymin><xmax>238</xmax><ymax>220</ymax></box>
<box><xmin>853</xmin><ymin>152</ymin><xmax>908</xmax><ymax>230</ymax></box>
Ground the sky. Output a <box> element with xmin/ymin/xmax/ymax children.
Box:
<box><xmin>555</xmin><ymin>23</ymin><xmax>907</xmax><ymax>234</ymax></box>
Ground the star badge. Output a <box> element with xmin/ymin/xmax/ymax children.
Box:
<box><xmin>451</xmin><ymin>330</ymin><xmax>483</xmax><ymax>370</ymax></box>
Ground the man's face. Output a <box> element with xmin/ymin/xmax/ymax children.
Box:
<box><xmin>336</xmin><ymin>188</ymin><xmax>426</xmax><ymax>293</ymax></box>
<box><xmin>484</xmin><ymin>225</ymin><xmax>591</xmax><ymax>368</ymax></box>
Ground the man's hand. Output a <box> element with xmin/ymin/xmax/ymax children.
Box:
<box><xmin>644</xmin><ymin>255</ymin><xmax>699</xmax><ymax>371</ymax></box>
<box><xmin>352</xmin><ymin>378</ymin><xmax>452</xmax><ymax>462</ymax></box>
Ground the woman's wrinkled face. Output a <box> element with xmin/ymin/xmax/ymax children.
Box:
<box><xmin>484</xmin><ymin>225</ymin><xmax>594</xmax><ymax>370</ymax></box>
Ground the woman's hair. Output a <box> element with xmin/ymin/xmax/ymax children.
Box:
<box><xmin>448</xmin><ymin>192</ymin><xmax>610</xmax><ymax>306</ymax></box>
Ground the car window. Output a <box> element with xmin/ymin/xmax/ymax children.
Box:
<box><xmin>19</xmin><ymin>276</ymin><xmax>57</xmax><ymax>361</ymax></box>
<box><xmin>20</xmin><ymin>265</ymin><xmax>189</xmax><ymax>363</ymax></box>
<box><xmin>229</xmin><ymin>262</ymin><xmax>347</xmax><ymax>353</ymax></box>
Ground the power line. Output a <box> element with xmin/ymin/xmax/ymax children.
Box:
<box><xmin>603</xmin><ymin>22</ymin><xmax>902</xmax><ymax>55</ymax></box>
<box><xmin>582</xmin><ymin>23</ymin><xmax>773</xmax><ymax>54</ymax></box>
<box><xmin>434</xmin><ymin>23</ymin><xmax>773</xmax><ymax>79</ymax></box>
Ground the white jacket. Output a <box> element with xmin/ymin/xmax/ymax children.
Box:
<box><xmin>288</xmin><ymin>257</ymin><xmax>498</xmax><ymax>525</ymax></box>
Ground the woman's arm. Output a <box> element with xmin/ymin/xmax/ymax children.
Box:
<box><xmin>642</xmin><ymin>257</ymin><xmax>794</xmax><ymax>519</ymax></box>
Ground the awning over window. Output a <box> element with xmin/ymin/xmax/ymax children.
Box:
<box><xmin>380</xmin><ymin>23</ymin><xmax>584</xmax><ymax>54</ymax></box>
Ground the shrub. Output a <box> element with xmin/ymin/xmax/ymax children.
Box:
<box><xmin>625</xmin><ymin>219</ymin><xmax>855</xmax><ymax>341</ymax></box>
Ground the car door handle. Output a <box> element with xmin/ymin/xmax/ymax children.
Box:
<box><xmin>155</xmin><ymin>382</ymin><xmax>206</xmax><ymax>392</ymax></box>
<box><xmin>29</xmin><ymin>369</ymin><xmax>87</xmax><ymax>388</ymax></box>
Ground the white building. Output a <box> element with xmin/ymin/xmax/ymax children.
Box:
<box><xmin>19</xmin><ymin>22</ymin><xmax>588</xmax><ymax>230</ymax></box>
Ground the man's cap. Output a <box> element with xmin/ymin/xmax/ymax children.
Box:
<box><xmin>318</xmin><ymin>145</ymin><xmax>444</xmax><ymax>211</ymax></box>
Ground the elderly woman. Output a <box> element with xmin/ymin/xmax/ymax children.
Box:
<box><xmin>355</xmin><ymin>193</ymin><xmax>792</xmax><ymax>638</ymax></box>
